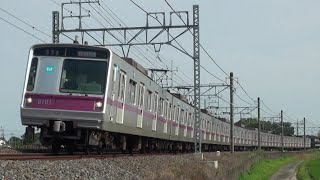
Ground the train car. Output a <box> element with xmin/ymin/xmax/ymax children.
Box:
<box><xmin>20</xmin><ymin>43</ymin><xmax>310</xmax><ymax>153</ymax></box>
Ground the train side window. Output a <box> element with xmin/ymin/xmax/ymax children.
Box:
<box><xmin>129</xmin><ymin>79</ymin><xmax>137</xmax><ymax>104</ymax></box>
<box><xmin>27</xmin><ymin>58</ymin><xmax>38</xmax><ymax>91</ymax></box>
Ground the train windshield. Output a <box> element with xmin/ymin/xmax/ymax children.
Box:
<box><xmin>27</xmin><ymin>58</ymin><xmax>38</xmax><ymax>91</ymax></box>
<box><xmin>60</xmin><ymin>59</ymin><xmax>108</xmax><ymax>95</ymax></box>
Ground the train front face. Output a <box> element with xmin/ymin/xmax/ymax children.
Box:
<box><xmin>20</xmin><ymin>44</ymin><xmax>110</xmax><ymax>146</ymax></box>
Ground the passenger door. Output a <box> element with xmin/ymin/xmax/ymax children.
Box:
<box><xmin>152</xmin><ymin>92</ymin><xmax>158</xmax><ymax>131</ymax></box>
<box><xmin>116</xmin><ymin>71</ymin><xmax>126</xmax><ymax>124</ymax></box>
<box><xmin>137</xmin><ymin>83</ymin><xmax>145</xmax><ymax>128</ymax></box>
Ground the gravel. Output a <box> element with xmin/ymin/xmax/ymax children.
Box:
<box><xmin>0</xmin><ymin>151</ymin><xmax>289</xmax><ymax>180</ymax></box>
<box><xmin>0</xmin><ymin>147</ymin><xmax>20</xmax><ymax>154</ymax></box>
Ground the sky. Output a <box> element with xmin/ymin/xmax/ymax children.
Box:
<box><xmin>0</xmin><ymin>0</ymin><xmax>319</xmax><ymax>137</ymax></box>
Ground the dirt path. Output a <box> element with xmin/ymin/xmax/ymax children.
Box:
<box><xmin>269</xmin><ymin>162</ymin><xmax>301</xmax><ymax>180</ymax></box>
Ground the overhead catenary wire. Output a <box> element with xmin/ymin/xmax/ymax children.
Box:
<box><xmin>129</xmin><ymin>0</ymin><xmax>227</xmax><ymax>85</ymax></box>
<box><xmin>163</xmin><ymin>0</ymin><xmax>229</xmax><ymax>77</ymax></box>
<box><xmin>96</xmin><ymin>0</ymin><xmax>195</xmax><ymax>85</ymax></box>
<box><xmin>0</xmin><ymin>16</ymin><xmax>47</xmax><ymax>43</ymax></box>
<box><xmin>0</xmin><ymin>7</ymin><xmax>51</xmax><ymax>39</ymax></box>
<box><xmin>100</xmin><ymin>0</ymin><xmax>195</xmax><ymax>84</ymax></box>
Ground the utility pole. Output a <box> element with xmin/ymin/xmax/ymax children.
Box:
<box><xmin>304</xmin><ymin>117</ymin><xmax>306</xmax><ymax>151</ymax></box>
<box><xmin>297</xmin><ymin>119</ymin><xmax>299</xmax><ymax>136</ymax></box>
<box><xmin>230</xmin><ymin>72</ymin><xmax>234</xmax><ymax>153</ymax></box>
<box><xmin>258</xmin><ymin>97</ymin><xmax>261</xmax><ymax>150</ymax></box>
<box><xmin>0</xmin><ymin>127</ymin><xmax>4</xmax><ymax>140</ymax></box>
<box><xmin>281</xmin><ymin>110</ymin><xmax>284</xmax><ymax>152</ymax></box>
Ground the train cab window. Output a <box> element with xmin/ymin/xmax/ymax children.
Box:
<box><xmin>129</xmin><ymin>80</ymin><xmax>137</xmax><ymax>104</ymax></box>
<box><xmin>60</xmin><ymin>59</ymin><xmax>107</xmax><ymax>94</ymax></box>
<box><xmin>27</xmin><ymin>58</ymin><xmax>38</xmax><ymax>91</ymax></box>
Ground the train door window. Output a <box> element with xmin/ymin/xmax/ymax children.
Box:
<box><xmin>181</xmin><ymin>109</ymin><xmax>185</xmax><ymax>124</ymax></box>
<box><xmin>159</xmin><ymin>98</ymin><xmax>164</xmax><ymax>116</ymax></box>
<box><xmin>185</xmin><ymin>110</ymin><xmax>188</xmax><ymax>125</ymax></box>
<box><xmin>154</xmin><ymin>92</ymin><xmax>159</xmax><ymax>113</ymax></box>
<box><xmin>153</xmin><ymin>92</ymin><xmax>159</xmax><ymax>113</ymax></box>
<box><xmin>27</xmin><ymin>58</ymin><xmax>39</xmax><ymax>91</ymax></box>
<box><xmin>138</xmin><ymin>83</ymin><xmax>145</xmax><ymax>108</ymax></box>
<box><xmin>109</xmin><ymin>65</ymin><xmax>117</xmax><ymax>121</ymax></box>
<box><xmin>177</xmin><ymin>106</ymin><xmax>181</xmax><ymax>123</ymax></box>
<box><xmin>146</xmin><ymin>90</ymin><xmax>152</xmax><ymax>111</ymax></box>
<box><xmin>118</xmin><ymin>71</ymin><xmax>126</xmax><ymax>101</ymax></box>
<box><xmin>169</xmin><ymin>103</ymin><xmax>172</xmax><ymax>120</ymax></box>
<box><xmin>163</xmin><ymin>99</ymin><xmax>168</xmax><ymax>118</ymax></box>
<box><xmin>129</xmin><ymin>79</ymin><xmax>137</xmax><ymax>104</ymax></box>
<box><xmin>173</xmin><ymin>105</ymin><xmax>176</xmax><ymax>122</ymax></box>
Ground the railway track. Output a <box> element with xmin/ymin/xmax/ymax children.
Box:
<box><xmin>0</xmin><ymin>151</ymin><xmax>179</xmax><ymax>161</ymax></box>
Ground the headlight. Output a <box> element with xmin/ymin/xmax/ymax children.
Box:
<box><xmin>95</xmin><ymin>101</ymin><xmax>103</xmax><ymax>108</ymax></box>
<box><xmin>25</xmin><ymin>97</ymin><xmax>32</xmax><ymax>107</ymax></box>
<box><xmin>94</xmin><ymin>101</ymin><xmax>103</xmax><ymax>111</ymax></box>
<box><xmin>26</xmin><ymin>97</ymin><xmax>32</xmax><ymax>104</ymax></box>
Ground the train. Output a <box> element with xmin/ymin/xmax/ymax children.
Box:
<box><xmin>20</xmin><ymin>43</ymin><xmax>311</xmax><ymax>153</ymax></box>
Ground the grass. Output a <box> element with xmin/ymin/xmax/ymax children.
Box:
<box><xmin>308</xmin><ymin>159</ymin><xmax>320</xmax><ymax>179</ymax></box>
<box><xmin>239</xmin><ymin>156</ymin><xmax>296</xmax><ymax>180</ymax></box>
<box><xmin>297</xmin><ymin>151</ymin><xmax>320</xmax><ymax>180</ymax></box>
<box><xmin>297</xmin><ymin>161</ymin><xmax>309</xmax><ymax>180</ymax></box>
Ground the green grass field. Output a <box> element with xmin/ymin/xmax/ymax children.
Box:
<box><xmin>239</xmin><ymin>156</ymin><xmax>295</xmax><ymax>180</ymax></box>
<box><xmin>297</xmin><ymin>151</ymin><xmax>320</xmax><ymax>180</ymax></box>
<box><xmin>308</xmin><ymin>159</ymin><xmax>320</xmax><ymax>180</ymax></box>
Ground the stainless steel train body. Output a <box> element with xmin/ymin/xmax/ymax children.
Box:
<box><xmin>20</xmin><ymin>44</ymin><xmax>311</xmax><ymax>151</ymax></box>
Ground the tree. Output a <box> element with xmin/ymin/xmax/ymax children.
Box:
<box><xmin>9</xmin><ymin>136</ymin><xmax>23</xmax><ymax>148</ymax></box>
<box><xmin>235</xmin><ymin>118</ymin><xmax>295</xmax><ymax>136</ymax></box>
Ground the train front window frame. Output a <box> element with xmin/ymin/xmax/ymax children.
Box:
<box><xmin>27</xmin><ymin>58</ymin><xmax>38</xmax><ymax>91</ymax></box>
<box><xmin>59</xmin><ymin>59</ymin><xmax>108</xmax><ymax>95</ymax></box>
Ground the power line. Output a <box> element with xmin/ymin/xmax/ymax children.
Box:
<box><xmin>163</xmin><ymin>0</ymin><xmax>229</xmax><ymax>77</ymax></box>
<box><xmin>234</xmin><ymin>80</ymin><xmax>256</xmax><ymax>103</ymax></box>
<box><xmin>129</xmin><ymin>0</ymin><xmax>227</xmax><ymax>84</ymax></box>
<box><xmin>0</xmin><ymin>16</ymin><xmax>46</xmax><ymax>43</ymax></box>
<box><xmin>0</xmin><ymin>7</ymin><xmax>51</xmax><ymax>39</ymax></box>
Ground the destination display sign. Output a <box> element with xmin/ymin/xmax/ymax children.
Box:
<box><xmin>33</xmin><ymin>46</ymin><xmax>109</xmax><ymax>59</ymax></box>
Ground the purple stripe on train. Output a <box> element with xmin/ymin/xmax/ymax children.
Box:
<box><xmin>25</xmin><ymin>93</ymin><xmax>103</xmax><ymax>111</ymax></box>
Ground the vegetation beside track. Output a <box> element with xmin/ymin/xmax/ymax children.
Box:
<box><xmin>239</xmin><ymin>155</ymin><xmax>296</xmax><ymax>180</ymax></box>
<box><xmin>297</xmin><ymin>151</ymin><xmax>320</xmax><ymax>180</ymax></box>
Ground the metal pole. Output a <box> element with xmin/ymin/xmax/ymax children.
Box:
<box><xmin>193</xmin><ymin>5</ymin><xmax>201</xmax><ymax>154</ymax></box>
<box><xmin>258</xmin><ymin>97</ymin><xmax>261</xmax><ymax>150</ymax></box>
<box><xmin>304</xmin><ymin>117</ymin><xmax>306</xmax><ymax>151</ymax></box>
<box><xmin>52</xmin><ymin>11</ymin><xmax>60</xmax><ymax>43</ymax></box>
<box><xmin>230</xmin><ymin>72</ymin><xmax>234</xmax><ymax>153</ymax></box>
<box><xmin>281</xmin><ymin>110</ymin><xmax>284</xmax><ymax>152</ymax></box>
<box><xmin>297</xmin><ymin>119</ymin><xmax>299</xmax><ymax>136</ymax></box>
